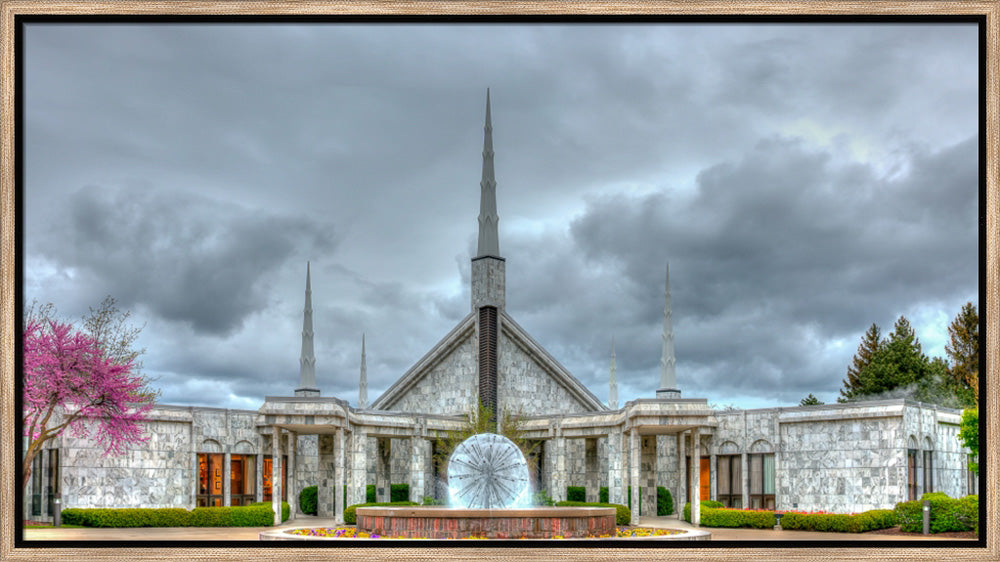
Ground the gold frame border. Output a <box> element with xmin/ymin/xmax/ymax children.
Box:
<box><xmin>1</xmin><ymin>2</ymin><xmax>996</xmax><ymax>561</ymax></box>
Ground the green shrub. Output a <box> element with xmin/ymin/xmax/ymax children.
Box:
<box><xmin>299</xmin><ymin>485</ymin><xmax>318</xmax><ymax>516</ymax></box>
<box><xmin>390</xmin><ymin>483</ymin><xmax>410</xmax><ymax>502</ymax></box>
<box><xmin>366</xmin><ymin>484</ymin><xmax>376</xmax><ymax>503</ymax></box>
<box><xmin>683</xmin><ymin>501</ymin><xmax>728</xmax><ymax>524</ymax></box>
<box><xmin>656</xmin><ymin>487</ymin><xmax>674</xmax><ymax>516</ymax></box>
<box><xmin>343</xmin><ymin>501</ymin><xmax>420</xmax><ymax>525</ymax></box>
<box><xmin>422</xmin><ymin>495</ymin><xmax>443</xmax><ymax>506</ymax></box>
<box><xmin>248</xmin><ymin>501</ymin><xmax>290</xmax><ymax>523</ymax></box>
<box><xmin>59</xmin><ymin>506</ymin><xmax>273</xmax><ymax>527</ymax></box>
<box><xmin>554</xmin><ymin>501</ymin><xmax>630</xmax><ymax>525</ymax></box>
<box><xmin>567</xmin><ymin>486</ymin><xmax>586</xmax><ymax>502</ymax></box>
<box><xmin>894</xmin><ymin>493</ymin><xmax>978</xmax><ymax>534</ymax></box>
<box><xmin>599</xmin><ymin>486</ymin><xmax>609</xmax><ymax>504</ymax></box>
<box><xmin>779</xmin><ymin>509</ymin><xmax>895</xmax><ymax>533</ymax></box>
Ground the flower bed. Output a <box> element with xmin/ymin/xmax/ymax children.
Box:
<box><xmin>286</xmin><ymin>526</ymin><xmax>682</xmax><ymax>539</ymax></box>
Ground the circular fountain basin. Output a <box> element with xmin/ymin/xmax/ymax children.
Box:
<box><xmin>357</xmin><ymin>506</ymin><xmax>615</xmax><ymax>539</ymax></box>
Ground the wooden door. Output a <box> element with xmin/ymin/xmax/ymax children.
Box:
<box><xmin>700</xmin><ymin>458</ymin><xmax>710</xmax><ymax>501</ymax></box>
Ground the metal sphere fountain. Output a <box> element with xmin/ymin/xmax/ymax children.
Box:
<box><xmin>446</xmin><ymin>433</ymin><xmax>531</xmax><ymax>509</ymax></box>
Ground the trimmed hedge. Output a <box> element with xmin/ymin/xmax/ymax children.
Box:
<box><xmin>567</xmin><ymin>486</ymin><xmax>586</xmax><ymax>502</ymax></box>
<box><xmin>780</xmin><ymin>509</ymin><xmax>896</xmax><ymax>533</ymax></box>
<box><xmin>248</xmin><ymin>501</ymin><xmax>290</xmax><ymax>523</ymax></box>
<box><xmin>343</xmin><ymin>501</ymin><xmax>420</xmax><ymax>525</ymax></box>
<box><xmin>60</xmin><ymin>504</ymin><xmax>284</xmax><ymax>528</ymax></box>
<box><xmin>390</xmin><ymin>483</ymin><xmax>410</xmax><ymax>502</ymax></box>
<box><xmin>299</xmin><ymin>486</ymin><xmax>318</xmax><ymax>516</ymax></box>
<box><xmin>599</xmin><ymin>486</ymin><xmax>609</xmax><ymax>504</ymax></box>
<box><xmin>554</xmin><ymin>501</ymin><xmax>630</xmax><ymax>526</ymax></box>
<box><xmin>895</xmin><ymin>493</ymin><xmax>978</xmax><ymax>534</ymax></box>
<box><xmin>657</xmin><ymin>486</ymin><xmax>674</xmax><ymax>516</ymax></box>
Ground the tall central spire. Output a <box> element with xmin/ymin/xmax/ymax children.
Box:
<box><xmin>609</xmin><ymin>337</ymin><xmax>619</xmax><ymax>409</ymax></box>
<box><xmin>656</xmin><ymin>262</ymin><xmax>680</xmax><ymax>399</ymax></box>
<box><xmin>358</xmin><ymin>333</ymin><xmax>368</xmax><ymax>408</ymax></box>
<box><xmin>476</xmin><ymin>88</ymin><xmax>500</xmax><ymax>258</ymax></box>
<box><xmin>295</xmin><ymin>261</ymin><xmax>319</xmax><ymax>397</ymax></box>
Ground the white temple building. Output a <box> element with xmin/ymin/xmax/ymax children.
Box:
<box><xmin>25</xmin><ymin>92</ymin><xmax>976</xmax><ymax>526</ymax></box>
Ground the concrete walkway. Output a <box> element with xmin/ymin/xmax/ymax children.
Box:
<box><xmin>22</xmin><ymin>514</ymin><xmax>972</xmax><ymax>542</ymax></box>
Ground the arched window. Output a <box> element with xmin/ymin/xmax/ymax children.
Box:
<box><xmin>748</xmin><ymin>439</ymin><xmax>775</xmax><ymax>509</ymax></box>
<box><xmin>907</xmin><ymin>435</ymin><xmax>918</xmax><ymax>501</ymax></box>
<box><xmin>197</xmin><ymin>440</ymin><xmax>224</xmax><ymax>507</ymax></box>
<box><xmin>231</xmin><ymin>441</ymin><xmax>257</xmax><ymax>506</ymax></box>
<box><xmin>923</xmin><ymin>437</ymin><xmax>934</xmax><ymax>494</ymax></box>
<box><xmin>717</xmin><ymin>441</ymin><xmax>742</xmax><ymax>508</ymax></box>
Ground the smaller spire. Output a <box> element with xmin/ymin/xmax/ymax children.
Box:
<box><xmin>358</xmin><ymin>333</ymin><xmax>368</xmax><ymax>408</ymax></box>
<box><xmin>656</xmin><ymin>262</ymin><xmax>680</xmax><ymax>399</ymax></box>
<box><xmin>295</xmin><ymin>261</ymin><xmax>319</xmax><ymax>397</ymax></box>
<box><xmin>609</xmin><ymin>337</ymin><xmax>618</xmax><ymax>409</ymax></box>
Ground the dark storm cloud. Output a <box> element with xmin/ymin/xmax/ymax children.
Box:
<box><xmin>35</xmin><ymin>184</ymin><xmax>336</xmax><ymax>335</ymax></box>
<box><xmin>22</xmin><ymin>23</ymin><xmax>979</xmax><ymax>410</ymax></box>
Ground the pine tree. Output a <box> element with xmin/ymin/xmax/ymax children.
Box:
<box><xmin>945</xmin><ymin>302</ymin><xmax>978</xmax><ymax>407</ymax></box>
<box><xmin>839</xmin><ymin>323</ymin><xmax>883</xmax><ymax>402</ymax></box>
<box><xmin>799</xmin><ymin>394</ymin><xmax>823</xmax><ymax>406</ymax></box>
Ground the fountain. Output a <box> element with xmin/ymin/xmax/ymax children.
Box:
<box><xmin>355</xmin><ymin>433</ymin><xmax>616</xmax><ymax>539</ymax></box>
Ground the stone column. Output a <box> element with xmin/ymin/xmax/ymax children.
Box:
<box><xmin>585</xmin><ymin>438</ymin><xmax>599</xmax><ymax>503</ymax></box>
<box><xmin>318</xmin><ymin>434</ymin><xmax>335</xmax><ymax>518</ymax></box>
<box><xmin>287</xmin><ymin>433</ymin><xmax>297</xmax><ymax>518</ymax></box>
<box><xmin>376</xmin><ymin>438</ymin><xmax>391</xmax><ymax>503</ymax></box>
<box><xmin>629</xmin><ymin>429</ymin><xmax>640</xmax><ymax>524</ymax></box>
<box><xmin>741</xmin><ymin>452</ymin><xmax>749</xmax><ymax>509</ymax></box>
<box><xmin>335</xmin><ymin>428</ymin><xmax>345</xmax><ymax>523</ymax></box>
<box><xmin>348</xmin><ymin>431</ymin><xmax>368</xmax><ymax>507</ymax></box>
<box><xmin>552</xmin><ymin>436</ymin><xmax>567</xmax><ymax>502</ymax></box>
<box><xmin>607</xmin><ymin>430</ymin><xmax>624</xmax><ymax>505</ymax></box>
<box><xmin>223</xmin><ymin>451</ymin><xmax>231</xmax><ymax>507</ymax></box>
<box><xmin>410</xmin><ymin>436</ymin><xmax>427</xmax><ymax>503</ymax></box>
<box><xmin>641</xmin><ymin>436</ymin><xmax>657</xmax><ymax>517</ymax></box>
<box><xmin>692</xmin><ymin>426</ymin><xmax>701</xmax><ymax>526</ymax></box>
<box><xmin>271</xmin><ymin>428</ymin><xmax>282</xmax><ymax>525</ymax></box>
<box><xmin>710</xmin><ymin>453</ymin><xmax>717</xmax><ymax>502</ymax></box>
<box><xmin>256</xmin><ymin>451</ymin><xmax>264</xmax><ymax>503</ymax></box>
<box><xmin>676</xmin><ymin>431</ymin><xmax>686</xmax><ymax>520</ymax></box>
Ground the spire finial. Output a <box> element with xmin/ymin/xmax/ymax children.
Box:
<box><xmin>358</xmin><ymin>333</ymin><xmax>369</xmax><ymax>408</ymax></box>
<box><xmin>656</xmin><ymin>262</ymin><xmax>680</xmax><ymax>399</ymax></box>
<box><xmin>476</xmin><ymin>88</ymin><xmax>499</xmax><ymax>258</ymax></box>
<box><xmin>610</xmin><ymin>337</ymin><xmax>619</xmax><ymax>409</ymax></box>
<box><xmin>295</xmin><ymin>261</ymin><xmax>319</xmax><ymax>396</ymax></box>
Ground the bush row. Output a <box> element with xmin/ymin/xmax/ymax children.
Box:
<box><xmin>61</xmin><ymin>503</ymin><xmax>289</xmax><ymax>528</ymax></box>
<box><xmin>780</xmin><ymin>510</ymin><xmax>896</xmax><ymax>533</ymax></box>
<box><xmin>894</xmin><ymin>493</ymin><xmax>978</xmax><ymax>534</ymax></box>
<box><xmin>298</xmin><ymin>484</ymin><xmax>415</xmax><ymax>515</ymax></box>
<box><xmin>591</xmin><ymin>486</ymin><xmax>673</xmax><ymax>516</ymax></box>
<box><xmin>553</xmin><ymin>501</ymin><xmax>631</xmax><ymax>526</ymax></box>
<box><xmin>343</xmin><ymin>501</ymin><xmax>420</xmax><ymax>525</ymax></box>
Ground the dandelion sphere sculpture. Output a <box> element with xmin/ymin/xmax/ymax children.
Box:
<box><xmin>447</xmin><ymin>433</ymin><xmax>530</xmax><ymax>509</ymax></box>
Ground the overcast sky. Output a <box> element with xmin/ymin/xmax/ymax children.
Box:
<box><xmin>23</xmin><ymin>22</ymin><xmax>979</xmax><ymax>411</ymax></box>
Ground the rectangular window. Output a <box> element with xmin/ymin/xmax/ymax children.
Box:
<box><xmin>907</xmin><ymin>449</ymin><xmax>917</xmax><ymax>501</ymax></box>
<box><xmin>31</xmin><ymin>455</ymin><xmax>42</xmax><ymax>517</ymax></box>
<box><xmin>263</xmin><ymin>455</ymin><xmax>287</xmax><ymax>502</ymax></box>
<box><xmin>197</xmin><ymin>453</ymin><xmax>224</xmax><ymax>507</ymax></box>
<box><xmin>230</xmin><ymin>454</ymin><xmax>256</xmax><ymax>506</ymax></box>
<box><xmin>748</xmin><ymin>453</ymin><xmax>774</xmax><ymax>509</ymax></box>
<box><xmin>923</xmin><ymin>450</ymin><xmax>933</xmax><ymax>494</ymax></box>
<box><xmin>716</xmin><ymin>455</ymin><xmax>742</xmax><ymax>508</ymax></box>
<box><xmin>45</xmin><ymin>449</ymin><xmax>59</xmax><ymax>515</ymax></box>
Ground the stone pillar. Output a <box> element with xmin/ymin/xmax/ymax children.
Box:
<box><xmin>376</xmin><ymin>438</ymin><xmax>391</xmax><ymax>503</ymax></box>
<box><xmin>710</xmin><ymin>453</ymin><xmax>717</xmax><ymax>502</ymax></box>
<box><xmin>552</xmin><ymin>436</ymin><xmax>567</xmax><ymax>502</ymax></box>
<box><xmin>271</xmin><ymin>428</ymin><xmax>282</xmax><ymax>525</ymax></box>
<box><xmin>741</xmin><ymin>452</ymin><xmax>749</xmax><ymax>509</ymax></box>
<box><xmin>641</xmin><ymin>435</ymin><xmax>657</xmax><ymax>517</ymax></box>
<box><xmin>692</xmin><ymin>426</ymin><xmax>701</xmax><ymax>526</ymax></box>
<box><xmin>287</xmin><ymin>433</ymin><xmax>297</xmax><ymax>518</ymax></box>
<box><xmin>629</xmin><ymin>429</ymin><xmax>640</xmax><ymax>524</ymax></box>
<box><xmin>223</xmin><ymin>451</ymin><xmax>231</xmax><ymax>506</ymax></box>
<box><xmin>676</xmin><ymin>431</ymin><xmax>686</xmax><ymax>520</ymax></box>
<box><xmin>585</xmin><ymin>438</ymin><xmax>599</xmax><ymax>503</ymax></box>
<box><xmin>256</xmin><ymin>450</ymin><xmax>264</xmax><ymax>503</ymax></box>
<box><xmin>348</xmin><ymin>431</ymin><xmax>368</xmax><ymax>507</ymax></box>
<box><xmin>335</xmin><ymin>428</ymin><xmax>345</xmax><ymax>523</ymax></box>
<box><xmin>410</xmin><ymin>436</ymin><xmax>426</xmax><ymax>503</ymax></box>
<box><xmin>318</xmin><ymin>434</ymin><xmax>335</xmax><ymax>518</ymax></box>
<box><xmin>607</xmin><ymin>430</ymin><xmax>624</xmax><ymax>505</ymax></box>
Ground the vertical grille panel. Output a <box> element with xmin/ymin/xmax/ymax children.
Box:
<box><xmin>478</xmin><ymin>306</ymin><xmax>498</xmax><ymax>427</ymax></box>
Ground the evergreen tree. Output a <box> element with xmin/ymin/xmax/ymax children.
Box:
<box><xmin>838</xmin><ymin>323</ymin><xmax>883</xmax><ymax>402</ymax></box>
<box><xmin>799</xmin><ymin>394</ymin><xmax>823</xmax><ymax>406</ymax></box>
<box><xmin>945</xmin><ymin>302</ymin><xmax>978</xmax><ymax>407</ymax></box>
<box><xmin>840</xmin><ymin>316</ymin><xmax>937</xmax><ymax>402</ymax></box>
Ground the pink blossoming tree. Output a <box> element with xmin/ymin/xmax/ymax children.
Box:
<box><xmin>22</xmin><ymin>318</ymin><xmax>156</xmax><ymax>490</ymax></box>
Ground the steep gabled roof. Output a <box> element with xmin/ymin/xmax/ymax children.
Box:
<box><xmin>499</xmin><ymin>311</ymin><xmax>608</xmax><ymax>412</ymax></box>
<box><xmin>370</xmin><ymin>313</ymin><xmax>476</xmax><ymax>410</ymax></box>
